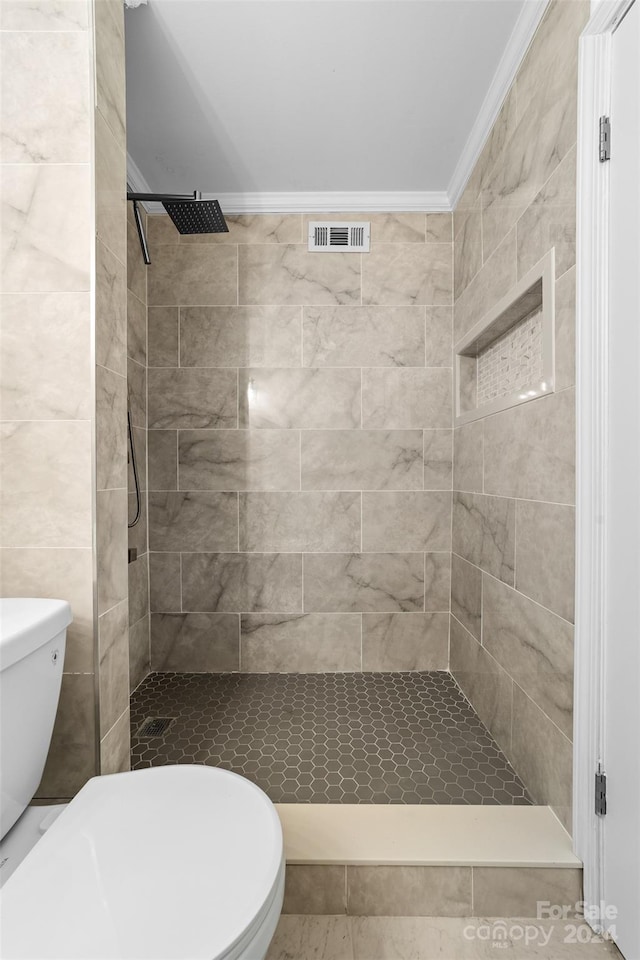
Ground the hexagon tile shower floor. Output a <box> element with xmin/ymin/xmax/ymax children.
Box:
<box><xmin>130</xmin><ymin>672</ymin><xmax>531</xmax><ymax>805</ymax></box>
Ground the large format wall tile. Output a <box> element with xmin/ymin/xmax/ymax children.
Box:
<box><xmin>0</xmin><ymin>0</ymin><xmax>89</xmax><ymax>30</ymax></box>
<box><xmin>94</xmin><ymin>0</ymin><xmax>125</xmax><ymax>149</ymax></box>
<box><xmin>151</xmin><ymin>613</ymin><xmax>240</xmax><ymax>671</ymax></box>
<box><xmin>127</xmin><ymin>289</ymin><xmax>146</xmax><ymax>367</ymax></box>
<box><xmin>239</xmin><ymin>368</ymin><xmax>361</xmax><ymax>429</ymax></box>
<box><xmin>453</xmin><ymin>229</ymin><xmax>516</xmax><ymax>342</ymax></box>
<box><xmin>425</xmin><ymin>306</ymin><xmax>453</xmax><ymax>367</ymax></box>
<box><xmin>100</xmin><ymin>707</ymin><xmax>130</xmax><ymax>775</ymax></box>
<box><xmin>126</xmin><ymin>216</ymin><xmax>146</xmax><ymax>304</ymax></box>
<box><xmin>96</xmin><ymin>364</ymin><xmax>127</xmax><ymax>491</ymax></box>
<box><xmin>362</xmin><ymin>244</ymin><xmax>452</xmax><ymax>306</ymax></box>
<box><xmin>98</xmin><ymin>599</ymin><xmax>129</xmax><ymax>736</ymax></box>
<box><xmin>473</xmin><ymin>867</ymin><xmax>582</xmax><ymax>919</ymax></box>
<box><xmin>178</xmin><ymin>430</ymin><xmax>300</xmax><ymax>491</ymax></box>
<box><xmin>303</xmin><ymin>305</ymin><xmax>425</xmax><ymax>367</ymax></box>
<box><xmin>148</xmin><ymin>368</ymin><xmax>237</xmax><ymax>429</ymax></box>
<box><xmin>149</xmin><ymin>552</ymin><xmax>181</xmax><ymax>612</ymax></box>
<box><xmin>450</xmin><ymin>554</ymin><xmax>481</xmax><ymax>640</ymax></box>
<box><xmin>129</xmin><ymin>615</ymin><xmax>150</xmax><ymax>692</ymax></box>
<box><xmin>304</xmin><ymin>212</ymin><xmax>427</xmax><ymax>244</ymax></box>
<box><xmin>346</xmin><ymin>866</ymin><xmax>472</xmax><ymax>917</ymax></box>
<box><xmin>241</xmin><ymin>614</ymin><xmax>361</xmax><ymax>672</ymax></box>
<box><xmin>180</xmin><ymin>306</ymin><xmax>301</xmax><ymax>367</ymax></box>
<box><xmin>516</xmin><ymin>500</ymin><xmax>575</xmax><ymax>622</ymax></box>
<box><xmin>452</xmin><ymin>492</ymin><xmax>515</xmax><ymax>585</ymax></box>
<box><xmin>96</xmin><ymin>488</ymin><xmax>128</xmax><ymax>615</ymax></box>
<box><xmin>425</xmin><ymin>553</ymin><xmax>451</xmax><ymax>611</ymax></box>
<box><xmin>239</xmin><ymin>245</ymin><xmax>361</xmax><ymax>305</ymax></box>
<box><xmin>240</xmin><ymin>492</ymin><xmax>361</xmax><ymax>552</ymax></box>
<box><xmin>128</xmin><ymin>552</ymin><xmax>149</xmax><ymax>626</ymax></box>
<box><xmin>127</xmin><ymin>357</ymin><xmax>146</xmax><ymax>428</ymax></box>
<box><xmin>95</xmin><ymin>239</ymin><xmax>126</xmax><ymax>375</ymax></box>
<box><xmin>517</xmin><ymin>144</ymin><xmax>576</xmax><ymax>281</ymax></box>
<box><xmin>37</xmin><ymin>673</ymin><xmax>96</xmax><ymax>798</ymax></box>
<box><xmin>555</xmin><ymin>266</ymin><xmax>576</xmax><ymax>392</ymax></box>
<box><xmin>303</xmin><ymin>553</ymin><xmax>424</xmax><ymax>613</ymax></box>
<box><xmin>181</xmin><ymin>553</ymin><xmax>302</xmax><ymax>613</ymax></box>
<box><xmin>362</xmin><ymin>492</ymin><xmax>451</xmax><ymax>552</ymax></box>
<box><xmin>453</xmin><ymin>421</ymin><xmax>483</xmax><ymax>493</ymax></box>
<box><xmin>362</xmin><ymin>368</ymin><xmax>451</xmax><ymax>429</ymax></box>
<box><xmin>148</xmin><ymin>492</ymin><xmax>238</xmax><ymax>552</ymax></box>
<box><xmin>302</xmin><ymin>430</ymin><xmax>424</xmax><ymax>491</ymax></box>
<box><xmin>148</xmin><ymin>307</ymin><xmax>178</xmax><ymax>366</ymax></box>
<box><xmin>95</xmin><ymin>109</ymin><xmax>126</xmax><ymax>263</ymax></box>
<box><xmin>148</xmin><ymin>213</ymin><xmax>302</xmax><ymax>246</ymax></box>
<box><xmin>148</xmin><ymin>430</ymin><xmax>177</xmax><ymax>490</ymax></box>
<box><xmin>148</xmin><ymin>244</ymin><xmax>237</xmax><ymax>306</ymax></box>
<box><xmin>424</xmin><ymin>430</ymin><xmax>452</xmax><ymax>490</ymax></box>
<box><xmin>362</xmin><ymin>612</ymin><xmax>448</xmax><ymax>671</ymax></box>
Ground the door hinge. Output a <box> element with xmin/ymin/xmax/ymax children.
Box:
<box><xmin>595</xmin><ymin>768</ymin><xmax>607</xmax><ymax>816</ymax></box>
<box><xmin>599</xmin><ymin>116</ymin><xmax>611</xmax><ymax>162</ymax></box>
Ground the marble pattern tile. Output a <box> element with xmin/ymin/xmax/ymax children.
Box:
<box><xmin>0</xmin><ymin>0</ymin><xmax>89</xmax><ymax>30</ymax></box>
<box><xmin>424</xmin><ymin>306</ymin><xmax>453</xmax><ymax>367</ymax></box>
<box><xmin>424</xmin><ymin>553</ymin><xmax>451</xmax><ymax>611</ymax></box>
<box><xmin>516</xmin><ymin>500</ymin><xmax>575</xmax><ymax>622</ymax></box>
<box><xmin>127</xmin><ymin>289</ymin><xmax>146</xmax><ymax>367</ymax></box>
<box><xmin>148</xmin><ymin>492</ymin><xmax>238</xmax><ymax>552</ymax></box>
<box><xmin>94</xmin><ymin>0</ymin><xmax>125</xmax><ymax>150</ymax></box>
<box><xmin>128</xmin><ymin>425</ymin><xmax>147</xmax><ymax>495</ymax></box>
<box><xmin>423</xmin><ymin>429</ymin><xmax>452</xmax><ymax>490</ymax></box>
<box><xmin>129</xmin><ymin>614</ymin><xmax>150</xmax><ymax>693</ymax></box>
<box><xmin>362</xmin><ymin>243</ymin><xmax>452</xmax><ymax>306</ymax></box>
<box><xmin>127</xmin><ymin>356</ymin><xmax>146</xmax><ymax>429</ymax></box>
<box><xmin>1</xmin><ymin>163</ymin><xmax>91</xmax><ymax>292</ymax></box>
<box><xmin>239</xmin><ymin>368</ymin><xmax>361</xmax><ymax>429</ymax></box>
<box><xmin>555</xmin><ymin>266</ymin><xmax>576</xmax><ymax>392</ymax></box>
<box><xmin>178</xmin><ymin>430</ymin><xmax>300</xmax><ymax>492</ymax></box>
<box><xmin>454</xmin><ymin>206</ymin><xmax>482</xmax><ymax>300</ymax></box>
<box><xmin>150</xmin><ymin>612</ymin><xmax>240</xmax><ymax>672</ymax></box>
<box><xmin>362</xmin><ymin>368</ymin><xmax>451</xmax><ymax>429</ymax></box>
<box><xmin>454</xmin><ymin>229</ymin><xmax>516</xmax><ymax>343</ymax></box>
<box><xmin>238</xmin><ymin>244</ymin><xmax>361</xmax><ymax>306</ymax></box>
<box><xmin>96</xmin><ymin>364</ymin><xmax>127</xmax><ymax>490</ymax></box>
<box><xmin>241</xmin><ymin>614</ymin><xmax>361</xmax><ymax>672</ymax></box>
<box><xmin>98</xmin><ymin>599</ymin><xmax>129</xmax><ymax>736</ymax></box>
<box><xmin>482</xmin><ymin>574</ymin><xmax>573</xmax><ymax>738</ymax></box>
<box><xmin>362</xmin><ymin>612</ymin><xmax>449</xmax><ymax>671</ymax></box>
<box><xmin>127</xmin><ymin>491</ymin><xmax>147</xmax><ymax>556</ymax></box>
<box><xmin>302</xmin><ymin>430</ymin><xmax>424</xmax><ymax>491</ymax></box>
<box><xmin>362</xmin><ymin>492</ymin><xmax>451</xmax><ymax>552</ymax></box>
<box><xmin>128</xmin><ymin>552</ymin><xmax>149</xmax><ymax>626</ymax></box>
<box><xmin>96</xmin><ymin>110</ymin><xmax>126</xmax><ymax>264</ymax></box>
<box><xmin>239</xmin><ymin>492</ymin><xmax>361</xmax><ymax>552</ymax></box>
<box><xmin>267</xmin><ymin>916</ymin><xmax>353</xmax><ymax>960</ymax></box>
<box><xmin>149</xmin><ymin>552</ymin><xmax>181</xmax><ymax>612</ymax></box>
<box><xmin>517</xmin><ymin>144</ymin><xmax>576</xmax><ymax>281</ymax></box>
<box><xmin>483</xmin><ymin>389</ymin><xmax>575</xmax><ymax>503</ymax></box>
<box><xmin>148</xmin><ymin>307</ymin><xmax>178</xmax><ymax>366</ymax></box>
<box><xmin>0</xmin><ymin>292</ymin><xmax>91</xmax><ymax>420</ymax></box>
<box><xmin>303</xmin><ymin>553</ymin><xmax>424</xmax><ymax>613</ymax></box>
<box><xmin>180</xmin><ymin>306</ymin><xmax>301</xmax><ymax>367</ymax></box>
<box><xmin>453</xmin><ymin>420</ymin><xmax>483</xmax><ymax>494</ymax></box>
<box><xmin>96</xmin><ymin>239</ymin><xmax>127</xmax><ymax>375</ymax></box>
<box><xmin>474</xmin><ymin>86</ymin><xmax>518</xmax><ymax>195</ymax></box>
<box><xmin>148</xmin><ymin>244</ymin><xmax>237</xmax><ymax>306</ymax></box>
<box><xmin>148</xmin><ymin>367</ymin><xmax>237</xmax><ymax>429</ymax></box>
<box><xmin>181</xmin><ymin>552</ymin><xmax>302</xmax><ymax>613</ymax></box>
<box><xmin>303</xmin><ymin>212</ymin><xmax>425</xmax><ymax>244</ymax></box>
<box><xmin>1</xmin><ymin>420</ymin><xmax>92</xmax><ymax>549</ymax></box>
<box><xmin>100</xmin><ymin>707</ymin><xmax>131</xmax><ymax>775</ymax></box>
<box><xmin>126</xmin><ymin>216</ymin><xmax>146</xmax><ymax>304</ymax></box>
<box><xmin>346</xmin><ymin>866</ymin><xmax>472</xmax><ymax>917</ymax></box>
<box><xmin>426</xmin><ymin>213</ymin><xmax>453</xmax><ymax>243</ymax></box>
<box><xmin>148</xmin><ymin>213</ymin><xmax>302</xmax><ymax>246</ymax></box>
<box><xmin>473</xmin><ymin>866</ymin><xmax>582</xmax><ymax>918</ymax></box>
<box><xmin>303</xmin><ymin>305</ymin><xmax>425</xmax><ymax>368</ymax></box>
<box><xmin>96</xmin><ymin>487</ymin><xmax>128</xmax><ymax>615</ymax></box>
<box><xmin>451</xmin><ymin>554</ymin><xmax>482</xmax><ymax>640</ymax></box>
<box><xmin>452</xmin><ymin>492</ymin><xmax>515</xmax><ymax>585</ymax></box>
<box><xmin>283</xmin><ymin>865</ymin><xmax>347</xmax><ymax>915</ymax></box>
<box><xmin>148</xmin><ymin>430</ymin><xmax>177</xmax><ymax>490</ymax></box>
<box><xmin>0</xmin><ymin>31</ymin><xmax>89</xmax><ymax>163</ymax></box>
<box><xmin>37</xmin><ymin>673</ymin><xmax>96</xmax><ymax>798</ymax></box>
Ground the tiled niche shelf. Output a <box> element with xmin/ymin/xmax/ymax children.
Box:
<box><xmin>454</xmin><ymin>251</ymin><xmax>555</xmax><ymax>425</ymax></box>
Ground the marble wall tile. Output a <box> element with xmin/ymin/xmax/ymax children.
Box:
<box><xmin>424</xmin><ymin>430</ymin><xmax>452</xmax><ymax>490</ymax></box>
<box><xmin>128</xmin><ymin>426</ymin><xmax>147</xmax><ymax>495</ymax></box>
<box><xmin>555</xmin><ymin>266</ymin><xmax>576</xmax><ymax>392</ymax></box>
<box><xmin>362</xmin><ymin>492</ymin><xmax>451</xmax><ymax>552</ymax></box>
<box><xmin>148</xmin><ymin>307</ymin><xmax>178</xmax><ymax>366</ymax></box>
<box><xmin>517</xmin><ymin>145</ymin><xmax>576</xmax><ymax>281</ymax></box>
<box><xmin>454</xmin><ymin>206</ymin><xmax>482</xmax><ymax>300</ymax></box>
<box><xmin>475</xmin><ymin>87</ymin><xmax>519</xmax><ymax>197</ymax></box>
<box><xmin>453</xmin><ymin>421</ymin><xmax>483</xmax><ymax>493</ymax></box>
<box><xmin>129</xmin><ymin>614</ymin><xmax>150</xmax><ymax>692</ymax></box>
<box><xmin>100</xmin><ymin>707</ymin><xmax>130</xmax><ymax>775</ymax></box>
<box><xmin>450</xmin><ymin>616</ymin><xmax>512</xmax><ymax>753</ymax></box>
<box><xmin>181</xmin><ymin>553</ymin><xmax>302</xmax><ymax>613</ymax></box>
<box><xmin>37</xmin><ymin>672</ymin><xmax>96</xmax><ymax>798</ymax></box>
<box><xmin>126</xmin><ymin>216</ymin><xmax>146</xmax><ymax>304</ymax></box>
<box><xmin>149</xmin><ymin>552</ymin><xmax>181</xmax><ymax>612</ymax></box>
<box><xmin>98</xmin><ymin>599</ymin><xmax>129</xmax><ymax>736</ymax></box>
<box><xmin>303</xmin><ymin>212</ymin><xmax>425</xmax><ymax>244</ymax></box>
<box><xmin>0</xmin><ymin>0</ymin><xmax>89</xmax><ymax>30</ymax></box>
<box><xmin>302</xmin><ymin>430</ymin><xmax>424</xmax><ymax>491</ymax></box>
<box><xmin>94</xmin><ymin>0</ymin><xmax>125</xmax><ymax>149</ymax></box>
<box><xmin>283</xmin><ymin>864</ymin><xmax>347</xmax><ymax>915</ymax></box>
<box><xmin>1</xmin><ymin>163</ymin><xmax>91</xmax><ymax>292</ymax></box>
<box><xmin>362</xmin><ymin>368</ymin><xmax>451</xmax><ymax>430</ymax></box>
<box><xmin>304</xmin><ymin>553</ymin><xmax>424</xmax><ymax>613</ymax></box>
<box><xmin>0</xmin><ymin>31</ymin><xmax>89</xmax><ymax>163</ymax></box>
<box><xmin>127</xmin><ymin>356</ymin><xmax>146</xmax><ymax>428</ymax></box>
<box><xmin>453</xmin><ymin>228</ymin><xmax>516</xmax><ymax>342</ymax></box>
<box><xmin>0</xmin><ymin>292</ymin><xmax>91</xmax><ymax>420</ymax></box>
<box><xmin>362</xmin><ymin>243</ymin><xmax>452</xmax><ymax>306</ymax></box>
<box><xmin>128</xmin><ymin>552</ymin><xmax>149</xmax><ymax>625</ymax></box>
<box><xmin>452</xmin><ymin>492</ymin><xmax>515</xmax><ymax>585</ymax></box>
<box><xmin>96</xmin><ymin>487</ymin><xmax>128</xmax><ymax>614</ymax></box>
<box><xmin>510</xmin><ymin>684</ymin><xmax>573</xmax><ymax>832</ymax></box>
<box><xmin>240</xmin><ymin>492</ymin><xmax>361</xmax><ymax>552</ymax></box>
<box><xmin>1</xmin><ymin>420</ymin><xmax>92</xmax><ymax>549</ymax></box>
<box><xmin>150</xmin><ymin>612</ymin><xmax>240</xmax><ymax>672</ymax></box>
<box><xmin>148</xmin><ymin>368</ymin><xmax>237</xmax><ymax>429</ymax></box>
<box><xmin>483</xmin><ymin>574</ymin><xmax>573</xmax><ymax>738</ymax></box>
<box><xmin>178</xmin><ymin>430</ymin><xmax>300</xmax><ymax>492</ymax></box>
<box><xmin>148</xmin><ymin>213</ymin><xmax>302</xmax><ymax>246</ymax></box>
<box><xmin>241</xmin><ymin>614</ymin><xmax>361</xmax><ymax>672</ymax></box>
<box><xmin>362</xmin><ymin>612</ymin><xmax>449</xmax><ymax>671</ymax></box>
<box><xmin>148</xmin><ymin>244</ymin><xmax>237</xmax><ymax>306</ymax></box>
<box><xmin>127</xmin><ymin>289</ymin><xmax>146</xmax><ymax>367</ymax></box>
<box><xmin>238</xmin><ymin>245</ymin><xmax>360</xmax><ymax>306</ymax></box>
<box><xmin>516</xmin><ymin>500</ymin><xmax>575</xmax><ymax>622</ymax></box>
<box><xmin>346</xmin><ymin>866</ymin><xmax>472</xmax><ymax>917</ymax></box>
<box><xmin>483</xmin><ymin>389</ymin><xmax>575</xmax><ymax>503</ymax></box>
<box><xmin>303</xmin><ymin>306</ymin><xmax>425</xmax><ymax>368</ymax></box>
<box><xmin>148</xmin><ymin>492</ymin><xmax>238</xmax><ymax>552</ymax></box>
<box><xmin>148</xmin><ymin>430</ymin><xmax>177</xmax><ymax>490</ymax></box>
<box><xmin>267</xmin><ymin>916</ymin><xmax>352</xmax><ymax>959</ymax></box>
<box><xmin>425</xmin><ymin>306</ymin><xmax>453</xmax><ymax>367</ymax></box>
<box><xmin>96</xmin><ymin>364</ymin><xmax>127</xmax><ymax>490</ymax></box>
<box><xmin>425</xmin><ymin>553</ymin><xmax>451</xmax><ymax>611</ymax></box>
<box><xmin>95</xmin><ymin>109</ymin><xmax>126</xmax><ymax>263</ymax></box>
<box><xmin>239</xmin><ymin>368</ymin><xmax>361</xmax><ymax>429</ymax></box>
<box><xmin>96</xmin><ymin>239</ymin><xmax>126</xmax><ymax>375</ymax></box>
<box><xmin>127</xmin><ymin>491</ymin><xmax>147</xmax><ymax>556</ymax></box>
<box><xmin>0</xmin><ymin>548</ymin><xmax>94</xmax><ymax>672</ymax></box>
<box><xmin>181</xmin><ymin>306</ymin><xmax>301</xmax><ymax>368</ymax></box>
<box><xmin>473</xmin><ymin>867</ymin><xmax>582</xmax><ymax>918</ymax></box>
<box><xmin>451</xmin><ymin>554</ymin><xmax>481</xmax><ymax>640</ymax></box>
<box><xmin>426</xmin><ymin>213</ymin><xmax>452</xmax><ymax>243</ymax></box>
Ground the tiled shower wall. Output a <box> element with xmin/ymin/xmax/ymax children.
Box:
<box><xmin>146</xmin><ymin>213</ymin><xmax>454</xmax><ymax>673</ymax></box>
<box><xmin>450</xmin><ymin>0</ymin><xmax>587</xmax><ymax>832</ymax></box>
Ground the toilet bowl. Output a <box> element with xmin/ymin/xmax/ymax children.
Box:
<box><xmin>0</xmin><ymin>600</ymin><xmax>284</xmax><ymax>960</ymax></box>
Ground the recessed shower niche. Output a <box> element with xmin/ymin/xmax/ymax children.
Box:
<box><xmin>454</xmin><ymin>251</ymin><xmax>555</xmax><ymax>424</ymax></box>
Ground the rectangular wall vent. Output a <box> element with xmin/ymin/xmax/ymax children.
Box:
<box><xmin>308</xmin><ymin>221</ymin><xmax>370</xmax><ymax>253</ymax></box>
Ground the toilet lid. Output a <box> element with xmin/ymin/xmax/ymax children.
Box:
<box><xmin>0</xmin><ymin>766</ymin><xmax>283</xmax><ymax>959</ymax></box>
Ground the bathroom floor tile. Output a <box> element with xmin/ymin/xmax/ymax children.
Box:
<box><xmin>130</xmin><ymin>671</ymin><xmax>530</xmax><ymax>805</ymax></box>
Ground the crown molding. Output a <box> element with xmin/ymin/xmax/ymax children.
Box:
<box><xmin>447</xmin><ymin>0</ymin><xmax>550</xmax><ymax>208</ymax></box>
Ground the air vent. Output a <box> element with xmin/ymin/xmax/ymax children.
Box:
<box><xmin>308</xmin><ymin>221</ymin><xmax>370</xmax><ymax>253</ymax></box>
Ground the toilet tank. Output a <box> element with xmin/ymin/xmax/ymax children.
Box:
<box><xmin>0</xmin><ymin>599</ymin><xmax>71</xmax><ymax>839</ymax></box>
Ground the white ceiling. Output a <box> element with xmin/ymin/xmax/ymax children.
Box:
<box><xmin>124</xmin><ymin>0</ymin><xmax>533</xmax><ymax>209</ymax></box>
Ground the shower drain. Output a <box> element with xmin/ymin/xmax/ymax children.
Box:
<box><xmin>136</xmin><ymin>717</ymin><xmax>175</xmax><ymax>738</ymax></box>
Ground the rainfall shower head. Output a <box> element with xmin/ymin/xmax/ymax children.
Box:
<box><xmin>126</xmin><ymin>189</ymin><xmax>229</xmax><ymax>264</ymax></box>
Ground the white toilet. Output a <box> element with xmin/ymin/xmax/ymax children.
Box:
<box><xmin>0</xmin><ymin>599</ymin><xmax>285</xmax><ymax>960</ymax></box>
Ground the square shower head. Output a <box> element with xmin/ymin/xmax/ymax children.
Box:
<box><xmin>162</xmin><ymin>198</ymin><xmax>229</xmax><ymax>235</ymax></box>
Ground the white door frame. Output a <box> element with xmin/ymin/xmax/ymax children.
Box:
<box><xmin>573</xmin><ymin>0</ymin><xmax>636</xmax><ymax>929</ymax></box>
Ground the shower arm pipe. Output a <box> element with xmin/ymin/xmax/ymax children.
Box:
<box><xmin>127</xmin><ymin>191</ymin><xmax>202</xmax><ymax>202</ymax></box>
